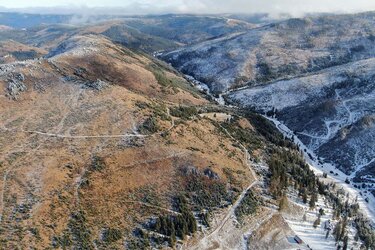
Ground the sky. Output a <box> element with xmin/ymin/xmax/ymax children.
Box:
<box><xmin>0</xmin><ymin>0</ymin><xmax>374</xmax><ymax>16</ymax></box>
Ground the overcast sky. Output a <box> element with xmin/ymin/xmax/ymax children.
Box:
<box><xmin>0</xmin><ymin>0</ymin><xmax>374</xmax><ymax>16</ymax></box>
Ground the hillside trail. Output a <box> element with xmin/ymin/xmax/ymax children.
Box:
<box><xmin>0</xmin><ymin>90</ymin><xmax>173</xmax><ymax>233</ymax></box>
<box><xmin>185</xmin><ymin>122</ymin><xmax>260</xmax><ymax>250</ymax></box>
<box><xmin>176</xmin><ymin>76</ymin><xmax>262</xmax><ymax>249</ymax></box>
<box><xmin>0</xmin><ymin>170</ymin><xmax>10</xmax><ymax>222</ymax></box>
<box><xmin>0</xmin><ymin>107</ymin><xmax>175</xmax><ymax>139</ymax></box>
<box><xmin>54</xmin><ymin>88</ymin><xmax>84</xmax><ymax>134</ymax></box>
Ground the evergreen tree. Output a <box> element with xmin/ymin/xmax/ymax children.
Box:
<box><xmin>169</xmin><ymin>227</ymin><xmax>176</xmax><ymax>248</ymax></box>
<box><xmin>294</xmin><ymin>181</ymin><xmax>299</xmax><ymax>190</ymax></box>
<box><xmin>319</xmin><ymin>208</ymin><xmax>325</xmax><ymax>216</ymax></box>
<box><xmin>340</xmin><ymin>216</ymin><xmax>348</xmax><ymax>242</ymax></box>
<box><xmin>309</xmin><ymin>193</ymin><xmax>317</xmax><ymax>209</ymax></box>
<box><xmin>160</xmin><ymin>217</ymin><xmax>167</xmax><ymax>235</ymax></box>
<box><xmin>303</xmin><ymin>192</ymin><xmax>308</xmax><ymax>204</ymax></box>
<box><xmin>154</xmin><ymin>218</ymin><xmax>161</xmax><ymax>232</ymax></box>
<box><xmin>343</xmin><ymin>235</ymin><xmax>348</xmax><ymax>250</ymax></box>
<box><xmin>333</xmin><ymin>205</ymin><xmax>341</xmax><ymax>220</ymax></box>
<box><xmin>187</xmin><ymin>213</ymin><xmax>197</xmax><ymax>234</ymax></box>
<box><xmin>354</xmin><ymin>232</ymin><xmax>359</xmax><ymax>242</ymax></box>
<box><xmin>269</xmin><ymin>176</ymin><xmax>281</xmax><ymax>198</ymax></box>
<box><xmin>333</xmin><ymin>221</ymin><xmax>342</xmax><ymax>242</ymax></box>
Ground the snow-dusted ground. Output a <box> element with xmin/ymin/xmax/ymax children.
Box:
<box><xmin>162</xmin><ymin>13</ymin><xmax>375</xmax><ymax>93</ymax></box>
<box><xmin>266</xmin><ymin>116</ymin><xmax>375</xmax><ymax>225</ymax></box>
<box><xmin>285</xmin><ymin>191</ymin><xmax>361</xmax><ymax>250</ymax></box>
<box><xmin>185</xmin><ymin>75</ymin><xmax>226</xmax><ymax>105</ymax></box>
<box><xmin>229</xmin><ymin>58</ymin><xmax>375</xmax><ymax>207</ymax></box>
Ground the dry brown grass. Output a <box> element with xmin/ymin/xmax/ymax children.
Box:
<box><xmin>0</xmin><ymin>36</ymin><xmax>240</xmax><ymax>248</ymax></box>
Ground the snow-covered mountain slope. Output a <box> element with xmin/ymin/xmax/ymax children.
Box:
<box><xmin>228</xmin><ymin>58</ymin><xmax>375</xmax><ymax>192</ymax></box>
<box><xmin>162</xmin><ymin>12</ymin><xmax>375</xmax><ymax>93</ymax></box>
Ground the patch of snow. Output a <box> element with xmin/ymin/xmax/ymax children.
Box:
<box><xmin>266</xmin><ymin>116</ymin><xmax>375</xmax><ymax>225</ymax></box>
<box><xmin>286</xmin><ymin>193</ymin><xmax>361</xmax><ymax>250</ymax></box>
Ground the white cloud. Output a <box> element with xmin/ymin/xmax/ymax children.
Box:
<box><xmin>0</xmin><ymin>0</ymin><xmax>374</xmax><ymax>15</ymax></box>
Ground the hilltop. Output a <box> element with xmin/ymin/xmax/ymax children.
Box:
<box><xmin>0</xmin><ymin>30</ymin><xmax>283</xmax><ymax>248</ymax></box>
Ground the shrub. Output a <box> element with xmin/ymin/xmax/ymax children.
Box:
<box><xmin>139</xmin><ymin>117</ymin><xmax>159</xmax><ymax>134</ymax></box>
<box><xmin>102</xmin><ymin>228</ymin><xmax>122</xmax><ymax>243</ymax></box>
<box><xmin>67</xmin><ymin>211</ymin><xmax>94</xmax><ymax>249</ymax></box>
<box><xmin>90</xmin><ymin>156</ymin><xmax>106</xmax><ymax>172</ymax></box>
<box><xmin>235</xmin><ymin>190</ymin><xmax>258</xmax><ymax>221</ymax></box>
<box><xmin>170</xmin><ymin>106</ymin><xmax>198</xmax><ymax>119</ymax></box>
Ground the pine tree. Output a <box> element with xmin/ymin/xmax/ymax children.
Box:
<box><xmin>309</xmin><ymin>193</ymin><xmax>317</xmax><ymax>209</ymax></box>
<box><xmin>294</xmin><ymin>181</ymin><xmax>299</xmax><ymax>190</ymax></box>
<box><xmin>169</xmin><ymin>228</ymin><xmax>176</xmax><ymax>248</ymax></box>
<box><xmin>343</xmin><ymin>235</ymin><xmax>348</xmax><ymax>250</ymax></box>
<box><xmin>354</xmin><ymin>232</ymin><xmax>359</xmax><ymax>242</ymax></box>
<box><xmin>154</xmin><ymin>218</ymin><xmax>161</xmax><ymax>232</ymax></box>
<box><xmin>333</xmin><ymin>206</ymin><xmax>341</xmax><ymax>220</ymax></box>
<box><xmin>303</xmin><ymin>192</ymin><xmax>308</xmax><ymax>204</ymax></box>
<box><xmin>319</xmin><ymin>208</ymin><xmax>325</xmax><ymax>216</ymax></box>
<box><xmin>340</xmin><ymin>216</ymin><xmax>348</xmax><ymax>242</ymax></box>
<box><xmin>270</xmin><ymin>176</ymin><xmax>281</xmax><ymax>198</ymax></box>
<box><xmin>160</xmin><ymin>217</ymin><xmax>167</xmax><ymax>235</ymax></box>
<box><xmin>333</xmin><ymin>221</ymin><xmax>342</xmax><ymax>242</ymax></box>
<box><xmin>187</xmin><ymin>213</ymin><xmax>197</xmax><ymax>233</ymax></box>
<box><xmin>201</xmin><ymin>212</ymin><xmax>210</xmax><ymax>227</ymax></box>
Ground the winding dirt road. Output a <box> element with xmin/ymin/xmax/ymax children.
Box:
<box><xmin>185</xmin><ymin>123</ymin><xmax>259</xmax><ymax>249</ymax></box>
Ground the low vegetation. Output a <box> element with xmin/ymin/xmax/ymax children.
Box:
<box><xmin>102</xmin><ymin>228</ymin><xmax>122</xmax><ymax>244</ymax></box>
<box><xmin>139</xmin><ymin>117</ymin><xmax>160</xmax><ymax>134</ymax></box>
<box><xmin>151</xmin><ymin>196</ymin><xmax>197</xmax><ymax>247</ymax></box>
<box><xmin>53</xmin><ymin>211</ymin><xmax>93</xmax><ymax>249</ymax></box>
<box><xmin>184</xmin><ymin>170</ymin><xmax>234</xmax><ymax>210</ymax></box>
<box><xmin>235</xmin><ymin>190</ymin><xmax>258</xmax><ymax>222</ymax></box>
<box><xmin>135</xmin><ymin>101</ymin><xmax>170</xmax><ymax>121</ymax></box>
<box><xmin>170</xmin><ymin>105</ymin><xmax>198</xmax><ymax>119</ymax></box>
<box><xmin>147</xmin><ymin>63</ymin><xmax>201</xmax><ymax>97</ymax></box>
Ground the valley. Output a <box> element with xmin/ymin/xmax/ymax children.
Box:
<box><xmin>162</xmin><ymin>11</ymin><xmax>375</xmax><ymax>213</ymax></box>
<box><xmin>183</xmin><ymin>74</ymin><xmax>375</xmax><ymax>250</ymax></box>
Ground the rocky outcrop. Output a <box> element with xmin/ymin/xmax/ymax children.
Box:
<box><xmin>84</xmin><ymin>79</ymin><xmax>109</xmax><ymax>91</ymax></box>
<box><xmin>6</xmin><ymin>73</ymin><xmax>26</xmax><ymax>99</ymax></box>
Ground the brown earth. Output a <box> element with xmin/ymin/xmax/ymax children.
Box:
<box><xmin>0</xmin><ymin>34</ymin><xmax>265</xmax><ymax>249</ymax></box>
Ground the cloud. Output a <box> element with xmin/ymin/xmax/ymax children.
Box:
<box><xmin>175</xmin><ymin>0</ymin><xmax>375</xmax><ymax>16</ymax></box>
<box><xmin>0</xmin><ymin>0</ymin><xmax>374</xmax><ymax>16</ymax></box>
